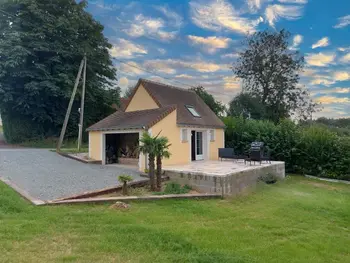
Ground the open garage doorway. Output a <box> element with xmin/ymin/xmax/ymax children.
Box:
<box><xmin>105</xmin><ymin>133</ymin><xmax>139</xmax><ymax>168</ymax></box>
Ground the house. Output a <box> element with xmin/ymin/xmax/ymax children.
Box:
<box><xmin>87</xmin><ymin>78</ymin><xmax>225</xmax><ymax>172</ymax></box>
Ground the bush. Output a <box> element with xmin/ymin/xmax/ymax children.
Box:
<box><xmin>223</xmin><ymin>116</ymin><xmax>350</xmax><ymax>181</ymax></box>
<box><xmin>259</xmin><ymin>173</ymin><xmax>278</xmax><ymax>184</ymax></box>
<box><xmin>154</xmin><ymin>182</ymin><xmax>192</xmax><ymax>195</ymax></box>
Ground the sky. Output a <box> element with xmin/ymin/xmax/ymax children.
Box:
<box><xmin>86</xmin><ymin>0</ymin><xmax>350</xmax><ymax>119</ymax></box>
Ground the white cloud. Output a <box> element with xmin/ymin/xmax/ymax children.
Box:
<box><xmin>190</xmin><ymin>0</ymin><xmax>263</xmax><ymax>34</ymax></box>
<box><xmin>123</xmin><ymin>14</ymin><xmax>177</xmax><ymax>42</ymax></box>
<box><xmin>119</xmin><ymin>61</ymin><xmax>144</xmax><ymax>76</ymax></box>
<box><xmin>338</xmin><ymin>47</ymin><xmax>350</xmax><ymax>52</ymax></box>
<box><xmin>119</xmin><ymin>77</ymin><xmax>129</xmax><ymax>88</ymax></box>
<box><xmin>334</xmin><ymin>15</ymin><xmax>350</xmax><ymax>29</ymax></box>
<box><xmin>265</xmin><ymin>4</ymin><xmax>303</xmax><ymax>27</ymax></box>
<box><xmin>188</xmin><ymin>35</ymin><xmax>231</xmax><ymax>53</ymax></box>
<box><xmin>278</xmin><ymin>0</ymin><xmax>308</xmax><ymax>3</ymax></box>
<box><xmin>340</xmin><ymin>53</ymin><xmax>350</xmax><ymax>63</ymax></box>
<box><xmin>311</xmin><ymin>78</ymin><xmax>335</xmax><ymax>86</ymax></box>
<box><xmin>144</xmin><ymin>59</ymin><xmax>228</xmax><ymax>74</ymax></box>
<box><xmin>221</xmin><ymin>53</ymin><xmax>239</xmax><ymax>59</ymax></box>
<box><xmin>301</xmin><ymin>68</ymin><xmax>317</xmax><ymax>77</ymax></box>
<box><xmin>223</xmin><ymin>76</ymin><xmax>241</xmax><ymax>89</ymax></box>
<box><xmin>154</xmin><ymin>6</ymin><xmax>183</xmax><ymax>27</ymax></box>
<box><xmin>316</xmin><ymin>96</ymin><xmax>350</xmax><ymax>105</ymax></box>
<box><xmin>334</xmin><ymin>87</ymin><xmax>350</xmax><ymax>94</ymax></box>
<box><xmin>305</xmin><ymin>52</ymin><xmax>336</xmax><ymax>67</ymax></box>
<box><xmin>158</xmin><ymin>48</ymin><xmax>166</xmax><ymax>55</ymax></box>
<box><xmin>175</xmin><ymin>74</ymin><xmax>195</xmax><ymax>79</ymax></box>
<box><xmin>246</xmin><ymin>0</ymin><xmax>265</xmax><ymax>12</ymax></box>
<box><xmin>290</xmin><ymin>34</ymin><xmax>303</xmax><ymax>50</ymax></box>
<box><xmin>109</xmin><ymin>39</ymin><xmax>147</xmax><ymax>58</ymax></box>
<box><xmin>333</xmin><ymin>71</ymin><xmax>350</xmax><ymax>81</ymax></box>
<box><xmin>311</xmin><ymin>37</ymin><xmax>330</xmax><ymax>49</ymax></box>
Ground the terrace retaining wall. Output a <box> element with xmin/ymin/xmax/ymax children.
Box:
<box><xmin>164</xmin><ymin>162</ymin><xmax>285</xmax><ymax>196</ymax></box>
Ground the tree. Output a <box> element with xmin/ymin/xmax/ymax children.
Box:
<box><xmin>232</xmin><ymin>29</ymin><xmax>316</xmax><ymax>123</ymax></box>
<box><xmin>139</xmin><ymin>132</ymin><xmax>157</xmax><ymax>191</ymax></box>
<box><xmin>118</xmin><ymin>174</ymin><xmax>133</xmax><ymax>195</ymax></box>
<box><xmin>0</xmin><ymin>0</ymin><xmax>117</xmax><ymax>143</ymax></box>
<box><xmin>191</xmin><ymin>86</ymin><xmax>226</xmax><ymax>116</ymax></box>
<box><xmin>123</xmin><ymin>85</ymin><xmax>136</xmax><ymax>99</ymax></box>
<box><xmin>228</xmin><ymin>93</ymin><xmax>266</xmax><ymax>119</ymax></box>
<box><xmin>154</xmin><ymin>136</ymin><xmax>171</xmax><ymax>191</ymax></box>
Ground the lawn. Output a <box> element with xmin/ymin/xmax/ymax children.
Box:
<box><xmin>0</xmin><ymin>176</ymin><xmax>349</xmax><ymax>263</ymax></box>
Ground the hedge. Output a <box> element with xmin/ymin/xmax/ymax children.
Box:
<box><xmin>223</xmin><ymin>116</ymin><xmax>350</xmax><ymax>181</ymax></box>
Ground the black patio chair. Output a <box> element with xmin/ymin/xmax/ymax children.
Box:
<box><xmin>244</xmin><ymin>149</ymin><xmax>262</xmax><ymax>165</ymax></box>
<box><xmin>218</xmin><ymin>148</ymin><xmax>245</xmax><ymax>162</ymax></box>
<box><xmin>261</xmin><ymin>147</ymin><xmax>272</xmax><ymax>163</ymax></box>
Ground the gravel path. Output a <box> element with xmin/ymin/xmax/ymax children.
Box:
<box><xmin>0</xmin><ymin>149</ymin><xmax>142</xmax><ymax>201</ymax></box>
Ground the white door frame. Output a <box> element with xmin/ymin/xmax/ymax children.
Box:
<box><xmin>195</xmin><ymin>131</ymin><xmax>204</xmax><ymax>160</ymax></box>
<box><xmin>189</xmin><ymin>128</ymin><xmax>209</xmax><ymax>162</ymax></box>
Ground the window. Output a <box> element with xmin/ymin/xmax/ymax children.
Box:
<box><xmin>181</xmin><ymin>128</ymin><xmax>188</xmax><ymax>142</ymax></box>
<box><xmin>209</xmin><ymin>130</ymin><xmax>215</xmax><ymax>142</ymax></box>
<box><xmin>186</xmin><ymin>105</ymin><xmax>201</xmax><ymax>117</ymax></box>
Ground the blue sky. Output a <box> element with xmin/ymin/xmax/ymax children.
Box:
<box><xmin>86</xmin><ymin>0</ymin><xmax>350</xmax><ymax>118</ymax></box>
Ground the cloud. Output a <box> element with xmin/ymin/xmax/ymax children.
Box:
<box><xmin>311</xmin><ymin>37</ymin><xmax>330</xmax><ymax>49</ymax></box>
<box><xmin>334</xmin><ymin>15</ymin><xmax>350</xmax><ymax>29</ymax></box>
<box><xmin>109</xmin><ymin>39</ymin><xmax>147</xmax><ymax>58</ymax></box>
<box><xmin>265</xmin><ymin>4</ymin><xmax>303</xmax><ymax>27</ymax></box>
<box><xmin>278</xmin><ymin>0</ymin><xmax>308</xmax><ymax>3</ymax></box>
<box><xmin>154</xmin><ymin>5</ymin><xmax>183</xmax><ymax>27</ymax></box>
<box><xmin>223</xmin><ymin>76</ymin><xmax>241</xmax><ymax>89</ymax></box>
<box><xmin>118</xmin><ymin>77</ymin><xmax>129</xmax><ymax>88</ymax></box>
<box><xmin>123</xmin><ymin>14</ymin><xmax>177</xmax><ymax>42</ymax></box>
<box><xmin>189</xmin><ymin>0</ymin><xmax>263</xmax><ymax>34</ymax></box>
<box><xmin>290</xmin><ymin>34</ymin><xmax>303</xmax><ymax>50</ymax></box>
<box><xmin>221</xmin><ymin>53</ymin><xmax>239</xmax><ymax>59</ymax></box>
<box><xmin>144</xmin><ymin>59</ymin><xmax>228</xmax><ymax>74</ymax></box>
<box><xmin>158</xmin><ymin>48</ymin><xmax>166</xmax><ymax>55</ymax></box>
<box><xmin>175</xmin><ymin>74</ymin><xmax>195</xmax><ymax>79</ymax></box>
<box><xmin>334</xmin><ymin>87</ymin><xmax>350</xmax><ymax>94</ymax></box>
<box><xmin>119</xmin><ymin>61</ymin><xmax>144</xmax><ymax>76</ymax></box>
<box><xmin>310</xmin><ymin>78</ymin><xmax>335</xmax><ymax>86</ymax></box>
<box><xmin>333</xmin><ymin>71</ymin><xmax>350</xmax><ymax>81</ymax></box>
<box><xmin>340</xmin><ymin>53</ymin><xmax>350</xmax><ymax>63</ymax></box>
<box><xmin>246</xmin><ymin>0</ymin><xmax>265</xmax><ymax>12</ymax></box>
<box><xmin>188</xmin><ymin>35</ymin><xmax>231</xmax><ymax>53</ymax></box>
<box><xmin>301</xmin><ymin>68</ymin><xmax>317</xmax><ymax>77</ymax></box>
<box><xmin>305</xmin><ymin>52</ymin><xmax>336</xmax><ymax>67</ymax></box>
<box><xmin>316</xmin><ymin>96</ymin><xmax>350</xmax><ymax>105</ymax></box>
<box><xmin>338</xmin><ymin>47</ymin><xmax>350</xmax><ymax>52</ymax></box>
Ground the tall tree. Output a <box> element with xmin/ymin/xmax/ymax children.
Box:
<box><xmin>123</xmin><ymin>85</ymin><xmax>136</xmax><ymax>99</ymax></box>
<box><xmin>0</xmin><ymin>0</ymin><xmax>117</xmax><ymax>142</ymax></box>
<box><xmin>191</xmin><ymin>86</ymin><xmax>226</xmax><ymax>116</ymax></box>
<box><xmin>232</xmin><ymin>29</ymin><xmax>316</xmax><ymax>123</ymax></box>
<box><xmin>228</xmin><ymin>93</ymin><xmax>266</xmax><ymax>120</ymax></box>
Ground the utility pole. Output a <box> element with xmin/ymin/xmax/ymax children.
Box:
<box><xmin>77</xmin><ymin>55</ymin><xmax>87</xmax><ymax>151</ymax></box>
<box><xmin>56</xmin><ymin>58</ymin><xmax>85</xmax><ymax>152</ymax></box>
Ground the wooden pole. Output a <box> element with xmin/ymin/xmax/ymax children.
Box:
<box><xmin>77</xmin><ymin>55</ymin><xmax>87</xmax><ymax>151</ymax></box>
<box><xmin>56</xmin><ymin>58</ymin><xmax>85</xmax><ymax>152</ymax></box>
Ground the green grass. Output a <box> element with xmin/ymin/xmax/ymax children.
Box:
<box><xmin>19</xmin><ymin>137</ymin><xmax>88</xmax><ymax>152</ymax></box>
<box><xmin>0</xmin><ymin>176</ymin><xmax>349</xmax><ymax>263</ymax></box>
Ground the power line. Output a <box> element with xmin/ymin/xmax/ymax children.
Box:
<box><xmin>114</xmin><ymin>58</ymin><xmax>235</xmax><ymax>97</ymax></box>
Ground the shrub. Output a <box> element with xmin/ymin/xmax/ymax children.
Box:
<box><xmin>118</xmin><ymin>175</ymin><xmax>133</xmax><ymax>195</ymax></box>
<box><xmin>224</xmin><ymin>116</ymin><xmax>350</xmax><ymax>181</ymax></box>
<box><xmin>259</xmin><ymin>173</ymin><xmax>278</xmax><ymax>184</ymax></box>
<box><xmin>154</xmin><ymin>182</ymin><xmax>192</xmax><ymax>195</ymax></box>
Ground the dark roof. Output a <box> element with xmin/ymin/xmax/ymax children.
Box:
<box><xmin>133</xmin><ymin>79</ymin><xmax>225</xmax><ymax>128</ymax></box>
<box><xmin>87</xmin><ymin>106</ymin><xmax>176</xmax><ymax>131</ymax></box>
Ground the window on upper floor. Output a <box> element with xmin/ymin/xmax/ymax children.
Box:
<box><xmin>186</xmin><ymin>105</ymin><xmax>201</xmax><ymax>117</ymax></box>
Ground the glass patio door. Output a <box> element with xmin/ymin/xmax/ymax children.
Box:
<box><xmin>195</xmin><ymin>131</ymin><xmax>203</xmax><ymax>160</ymax></box>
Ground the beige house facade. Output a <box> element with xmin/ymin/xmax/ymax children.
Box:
<box><xmin>87</xmin><ymin>79</ymin><xmax>225</xmax><ymax>172</ymax></box>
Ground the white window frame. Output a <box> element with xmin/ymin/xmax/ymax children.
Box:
<box><xmin>181</xmin><ymin>128</ymin><xmax>188</xmax><ymax>142</ymax></box>
<box><xmin>186</xmin><ymin>105</ymin><xmax>201</xmax><ymax>117</ymax></box>
<box><xmin>209</xmin><ymin>129</ymin><xmax>215</xmax><ymax>142</ymax></box>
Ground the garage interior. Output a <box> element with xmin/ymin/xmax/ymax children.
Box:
<box><xmin>105</xmin><ymin>133</ymin><xmax>139</xmax><ymax>166</ymax></box>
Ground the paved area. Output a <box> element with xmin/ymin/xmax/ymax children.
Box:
<box><xmin>0</xmin><ymin>149</ymin><xmax>142</xmax><ymax>201</ymax></box>
<box><xmin>163</xmin><ymin>160</ymin><xmax>285</xmax><ymax>176</ymax></box>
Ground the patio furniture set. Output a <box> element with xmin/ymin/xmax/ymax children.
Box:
<box><xmin>219</xmin><ymin>142</ymin><xmax>271</xmax><ymax>165</ymax></box>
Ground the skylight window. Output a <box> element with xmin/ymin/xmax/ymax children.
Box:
<box><xmin>186</xmin><ymin>105</ymin><xmax>201</xmax><ymax>117</ymax></box>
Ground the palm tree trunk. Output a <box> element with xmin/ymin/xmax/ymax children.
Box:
<box><xmin>156</xmin><ymin>155</ymin><xmax>162</xmax><ymax>191</ymax></box>
<box><xmin>148</xmin><ymin>154</ymin><xmax>156</xmax><ymax>191</ymax></box>
<box><xmin>122</xmin><ymin>182</ymin><xmax>128</xmax><ymax>195</ymax></box>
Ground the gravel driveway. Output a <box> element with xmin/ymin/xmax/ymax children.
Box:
<box><xmin>0</xmin><ymin>148</ymin><xmax>142</xmax><ymax>201</ymax></box>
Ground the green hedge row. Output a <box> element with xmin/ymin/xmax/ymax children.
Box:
<box><xmin>223</xmin><ymin>117</ymin><xmax>350</xmax><ymax>181</ymax></box>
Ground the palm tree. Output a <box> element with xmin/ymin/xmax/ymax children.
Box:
<box><xmin>154</xmin><ymin>136</ymin><xmax>171</xmax><ymax>191</ymax></box>
<box><xmin>139</xmin><ymin>132</ymin><xmax>157</xmax><ymax>191</ymax></box>
<box><xmin>118</xmin><ymin>174</ymin><xmax>133</xmax><ymax>195</ymax></box>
